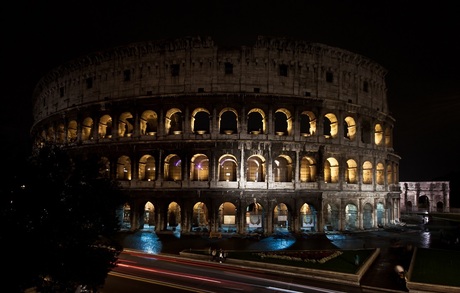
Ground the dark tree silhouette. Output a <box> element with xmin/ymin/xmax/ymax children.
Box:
<box><xmin>2</xmin><ymin>145</ymin><xmax>127</xmax><ymax>292</ymax></box>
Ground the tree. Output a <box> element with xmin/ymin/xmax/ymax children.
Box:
<box><xmin>2</xmin><ymin>145</ymin><xmax>127</xmax><ymax>292</ymax></box>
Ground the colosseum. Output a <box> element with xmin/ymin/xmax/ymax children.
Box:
<box><xmin>31</xmin><ymin>35</ymin><xmax>401</xmax><ymax>235</ymax></box>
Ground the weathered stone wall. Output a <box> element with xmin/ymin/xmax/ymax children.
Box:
<box><xmin>399</xmin><ymin>181</ymin><xmax>450</xmax><ymax>212</ymax></box>
<box><xmin>30</xmin><ymin>36</ymin><xmax>400</xmax><ymax>234</ymax></box>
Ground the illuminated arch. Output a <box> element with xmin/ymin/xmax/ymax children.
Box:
<box><xmin>300</xmin><ymin>156</ymin><xmax>317</xmax><ymax>182</ymax></box>
<box><xmin>139</xmin><ymin>154</ymin><xmax>156</xmax><ymax>181</ymax></box>
<box><xmin>140</xmin><ymin>110</ymin><xmax>158</xmax><ymax>135</ymax></box>
<box><xmin>190</xmin><ymin>154</ymin><xmax>209</xmax><ymax>181</ymax></box>
<box><xmin>363</xmin><ymin>161</ymin><xmax>373</xmax><ymax>184</ymax></box>
<box><xmin>246</xmin><ymin>155</ymin><xmax>266</xmax><ymax>182</ymax></box>
<box><xmin>218</xmin><ymin>154</ymin><xmax>238</xmax><ymax>181</ymax></box>
<box><xmin>164</xmin><ymin>154</ymin><xmax>182</xmax><ymax>181</ymax></box>
<box><xmin>346</xmin><ymin>159</ymin><xmax>358</xmax><ymax>184</ymax></box>
<box><xmin>191</xmin><ymin>108</ymin><xmax>210</xmax><ymax>134</ymax></box>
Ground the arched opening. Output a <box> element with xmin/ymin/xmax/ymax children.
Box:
<box><xmin>218</xmin><ymin>202</ymin><xmax>237</xmax><ymax>233</ymax></box>
<box><xmin>436</xmin><ymin>202</ymin><xmax>444</xmax><ymax>212</ymax></box>
<box><xmin>375</xmin><ymin>123</ymin><xmax>383</xmax><ymax>145</ymax></box>
<box><xmin>219</xmin><ymin>108</ymin><xmax>238</xmax><ymax>134</ymax></box>
<box><xmin>344</xmin><ymin>116</ymin><xmax>356</xmax><ymax>140</ymax></box>
<box><xmin>218</xmin><ymin>155</ymin><xmax>237</xmax><ymax>181</ymax></box>
<box><xmin>274</xmin><ymin>108</ymin><xmax>292</xmax><ymax>135</ymax></box>
<box><xmin>324</xmin><ymin>157</ymin><xmax>339</xmax><ymax>183</ymax></box>
<box><xmin>122</xmin><ymin>203</ymin><xmax>131</xmax><ymax>230</ymax></box>
<box><xmin>247</xmin><ymin>108</ymin><xmax>265</xmax><ymax>134</ymax></box>
<box><xmin>67</xmin><ymin>120</ymin><xmax>78</xmax><ymax>142</ymax></box>
<box><xmin>140</xmin><ymin>110</ymin><xmax>158</xmax><ymax>135</ymax></box>
<box><xmin>98</xmin><ymin>115</ymin><xmax>112</xmax><ymax>138</ymax></box>
<box><xmin>167</xmin><ymin>201</ymin><xmax>181</xmax><ymax>231</ymax></box>
<box><xmin>165</xmin><ymin>108</ymin><xmax>182</xmax><ymax>134</ymax></box>
<box><xmin>346</xmin><ymin>159</ymin><xmax>358</xmax><ymax>184</ymax></box>
<box><xmin>82</xmin><ymin>117</ymin><xmax>94</xmax><ymax>141</ymax></box>
<box><xmin>246</xmin><ymin>155</ymin><xmax>266</xmax><ymax>182</ymax></box>
<box><xmin>273</xmin><ymin>155</ymin><xmax>293</xmax><ymax>182</ymax></box>
<box><xmin>363</xmin><ymin>203</ymin><xmax>373</xmax><ymax>229</ymax></box>
<box><xmin>139</xmin><ymin>155</ymin><xmax>156</xmax><ymax>181</ymax></box>
<box><xmin>118</xmin><ymin>112</ymin><xmax>134</xmax><ymax>137</ymax></box>
<box><xmin>376</xmin><ymin>163</ymin><xmax>385</xmax><ymax>185</ymax></box>
<box><xmin>345</xmin><ymin>204</ymin><xmax>358</xmax><ymax>231</ymax></box>
<box><xmin>273</xmin><ymin>203</ymin><xmax>289</xmax><ymax>232</ymax></box>
<box><xmin>144</xmin><ymin>201</ymin><xmax>155</xmax><ymax>229</ymax></box>
<box><xmin>377</xmin><ymin>202</ymin><xmax>385</xmax><ymax>227</ymax></box>
<box><xmin>116</xmin><ymin>156</ymin><xmax>131</xmax><ymax>180</ymax></box>
<box><xmin>164</xmin><ymin>154</ymin><xmax>182</xmax><ymax>181</ymax></box>
<box><xmin>300</xmin><ymin>203</ymin><xmax>317</xmax><ymax>232</ymax></box>
<box><xmin>300</xmin><ymin>156</ymin><xmax>317</xmax><ymax>182</ymax></box>
<box><xmin>190</xmin><ymin>154</ymin><xmax>209</xmax><ymax>181</ymax></box>
<box><xmin>323</xmin><ymin>113</ymin><xmax>338</xmax><ymax>138</ymax></box>
<box><xmin>191</xmin><ymin>108</ymin><xmax>210</xmax><ymax>134</ymax></box>
<box><xmin>418</xmin><ymin>195</ymin><xmax>430</xmax><ymax>213</ymax></box>
<box><xmin>325</xmin><ymin>204</ymin><xmax>339</xmax><ymax>231</ymax></box>
<box><xmin>362</xmin><ymin>161</ymin><xmax>373</xmax><ymax>184</ymax></box>
<box><xmin>191</xmin><ymin>202</ymin><xmax>209</xmax><ymax>232</ymax></box>
<box><xmin>300</xmin><ymin>111</ymin><xmax>316</xmax><ymax>136</ymax></box>
<box><xmin>245</xmin><ymin>200</ymin><xmax>264</xmax><ymax>233</ymax></box>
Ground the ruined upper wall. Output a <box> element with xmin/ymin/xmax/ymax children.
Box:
<box><xmin>33</xmin><ymin>36</ymin><xmax>389</xmax><ymax>123</ymax></box>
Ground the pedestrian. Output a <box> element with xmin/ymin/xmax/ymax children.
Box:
<box><xmin>219</xmin><ymin>249</ymin><xmax>224</xmax><ymax>263</ymax></box>
<box><xmin>211</xmin><ymin>249</ymin><xmax>217</xmax><ymax>261</ymax></box>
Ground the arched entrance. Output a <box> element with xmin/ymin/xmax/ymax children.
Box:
<box><xmin>218</xmin><ymin>202</ymin><xmax>237</xmax><ymax>233</ymax></box>
<box><xmin>363</xmin><ymin>203</ymin><xmax>373</xmax><ymax>229</ymax></box>
<box><xmin>418</xmin><ymin>195</ymin><xmax>430</xmax><ymax>213</ymax></box>
<box><xmin>167</xmin><ymin>201</ymin><xmax>181</xmax><ymax>231</ymax></box>
<box><xmin>191</xmin><ymin>202</ymin><xmax>209</xmax><ymax>232</ymax></box>
<box><xmin>144</xmin><ymin>201</ymin><xmax>155</xmax><ymax>229</ymax></box>
<box><xmin>345</xmin><ymin>204</ymin><xmax>358</xmax><ymax>231</ymax></box>
<box><xmin>377</xmin><ymin>202</ymin><xmax>385</xmax><ymax>227</ymax></box>
<box><xmin>273</xmin><ymin>203</ymin><xmax>289</xmax><ymax>232</ymax></box>
<box><xmin>325</xmin><ymin>204</ymin><xmax>339</xmax><ymax>231</ymax></box>
<box><xmin>245</xmin><ymin>201</ymin><xmax>264</xmax><ymax>233</ymax></box>
<box><xmin>299</xmin><ymin>203</ymin><xmax>317</xmax><ymax>232</ymax></box>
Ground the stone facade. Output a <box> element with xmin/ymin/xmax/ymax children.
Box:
<box><xmin>31</xmin><ymin>36</ymin><xmax>401</xmax><ymax>234</ymax></box>
<box><xmin>399</xmin><ymin>181</ymin><xmax>450</xmax><ymax>213</ymax></box>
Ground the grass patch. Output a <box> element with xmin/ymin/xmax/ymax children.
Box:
<box><xmin>410</xmin><ymin>248</ymin><xmax>460</xmax><ymax>287</ymax></box>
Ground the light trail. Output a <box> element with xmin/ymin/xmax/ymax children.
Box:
<box><xmin>117</xmin><ymin>262</ymin><xmax>222</xmax><ymax>283</ymax></box>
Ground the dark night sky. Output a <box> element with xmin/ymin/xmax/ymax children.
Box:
<box><xmin>3</xmin><ymin>1</ymin><xmax>460</xmax><ymax>184</ymax></box>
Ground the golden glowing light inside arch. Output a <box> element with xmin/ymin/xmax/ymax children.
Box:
<box><xmin>301</xmin><ymin>111</ymin><xmax>317</xmax><ymax>136</ymax></box>
<box><xmin>346</xmin><ymin>159</ymin><xmax>358</xmax><ymax>183</ymax></box>
<box><xmin>300</xmin><ymin>156</ymin><xmax>317</xmax><ymax>182</ymax></box>
<box><xmin>190</xmin><ymin>154</ymin><xmax>209</xmax><ymax>181</ymax></box>
<box><xmin>324</xmin><ymin>113</ymin><xmax>338</xmax><ymax>138</ymax></box>
<box><xmin>218</xmin><ymin>154</ymin><xmax>238</xmax><ymax>181</ymax></box>
<box><xmin>344</xmin><ymin>116</ymin><xmax>356</xmax><ymax>140</ymax></box>
<box><xmin>275</xmin><ymin>108</ymin><xmax>293</xmax><ymax>135</ymax></box>
<box><xmin>165</xmin><ymin>108</ymin><xmax>182</xmax><ymax>134</ymax></box>
<box><xmin>139</xmin><ymin>154</ymin><xmax>156</xmax><ymax>181</ymax></box>
<box><xmin>324</xmin><ymin>157</ymin><xmax>339</xmax><ymax>183</ymax></box>
<box><xmin>164</xmin><ymin>154</ymin><xmax>182</xmax><ymax>181</ymax></box>
<box><xmin>140</xmin><ymin>110</ymin><xmax>158</xmax><ymax>135</ymax></box>
<box><xmin>363</xmin><ymin>161</ymin><xmax>373</xmax><ymax>184</ymax></box>
<box><xmin>374</xmin><ymin>123</ymin><xmax>383</xmax><ymax>145</ymax></box>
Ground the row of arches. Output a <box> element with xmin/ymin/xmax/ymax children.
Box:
<box><xmin>103</xmin><ymin>152</ymin><xmax>397</xmax><ymax>185</ymax></box>
<box><xmin>122</xmin><ymin>200</ymin><xmax>387</xmax><ymax>233</ymax></box>
<box><xmin>36</xmin><ymin>105</ymin><xmax>392</xmax><ymax>147</ymax></box>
